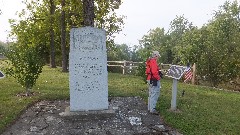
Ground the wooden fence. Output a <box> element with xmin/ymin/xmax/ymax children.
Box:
<box><xmin>107</xmin><ymin>61</ymin><xmax>143</xmax><ymax>75</ymax></box>
<box><xmin>107</xmin><ymin>61</ymin><xmax>196</xmax><ymax>85</ymax></box>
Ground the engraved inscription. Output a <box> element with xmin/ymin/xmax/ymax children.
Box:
<box><xmin>73</xmin><ymin>33</ymin><xmax>104</xmax><ymax>51</ymax></box>
<box><xmin>73</xmin><ymin>63</ymin><xmax>104</xmax><ymax>77</ymax></box>
<box><xmin>75</xmin><ymin>81</ymin><xmax>101</xmax><ymax>92</ymax></box>
<box><xmin>69</xmin><ymin>27</ymin><xmax>108</xmax><ymax>111</ymax></box>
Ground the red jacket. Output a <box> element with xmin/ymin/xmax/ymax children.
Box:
<box><xmin>146</xmin><ymin>58</ymin><xmax>161</xmax><ymax>80</ymax></box>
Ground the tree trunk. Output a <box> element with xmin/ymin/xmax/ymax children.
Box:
<box><xmin>25</xmin><ymin>87</ymin><xmax>31</xmax><ymax>96</ymax></box>
<box><xmin>50</xmin><ymin>0</ymin><xmax>56</xmax><ymax>68</ymax></box>
<box><xmin>61</xmin><ymin>0</ymin><xmax>68</xmax><ymax>72</ymax></box>
<box><xmin>83</xmin><ymin>0</ymin><xmax>95</xmax><ymax>27</ymax></box>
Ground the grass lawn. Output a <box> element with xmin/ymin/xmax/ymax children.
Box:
<box><xmin>0</xmin><ymin>66</ymin><xmax>240</xmax><ymax>134</ymax></box>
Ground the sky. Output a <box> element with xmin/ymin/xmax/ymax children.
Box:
<box><xmin>0</xmin><ymin>0</ymin><xmax>237</xmax><ymax>45</ymax></box>
<box><xmin>114</xmin><ymin>0</ymin><xmax>236</xmax><ymax>46</ymax></box>
<box><xmin>0</xmin><ymin>0</ymin><xmax>25</xmax><ymax>42</ymax></box>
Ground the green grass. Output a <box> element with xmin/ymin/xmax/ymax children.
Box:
<box><xmin>158</xmin><ymin>81</ymin><xmax>240</xmax><ymax>134</ymax></box>
<box><xmin>0</xmin><ymin>66</ymin><xmax>240</xmax><ymax>134</ymax></box>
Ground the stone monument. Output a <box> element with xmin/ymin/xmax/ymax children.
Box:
<box><xmin>69</xmin><ymin>27</ymin><xmax>108</xmax><ymax>111</ymax></box>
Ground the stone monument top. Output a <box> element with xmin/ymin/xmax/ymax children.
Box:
<box><xmin>69</xmin><ymin>27</ymin><xmax>108</xmax><ymax>111</ymax></box>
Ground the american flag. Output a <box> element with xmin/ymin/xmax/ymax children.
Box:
<box><xmin>184</xmin><ymin>65</ymin><xmax>192</xmax><ymax>83</ymax></box>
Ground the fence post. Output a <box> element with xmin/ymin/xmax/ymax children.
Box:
<box><xmin>123</xmin><ymin>60</ymin><xmax>126</xmax><ymax>75</ymax></box>
<box><xmin>191</xmin><ymin>63</ymin><xmax>196</xmax><ymax>85</ymax></box>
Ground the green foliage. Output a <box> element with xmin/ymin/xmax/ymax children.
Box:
<box><xmin>2</xmin><ymin>43</ymin><xmax>44</xmax><ymax>95</ymax></box>
<box><xmin>107</xmin><ymin>44</ymin><xmax>131</xmax><ymax>73</ymax></box>
<box><xmin>166</xmin><ymin>15</ymin><xmax>196</xmax><ymax>64</ymax></box>
<box><xmin>139</xmin><ymin>27</ymin><xmax>166</xmax><ymax>61</ymax></box>
<box><xmin>0</xmin><ymin>41</ymin><xmax>7</xmax><ymax>48</ymax></box>
<box><xmin>130</xmin><ymin>45</ymin><xmax>144</xmax><ymax>62</ymax></box>
<box><xmin>9</xmin><ymin>0</ymin><xmax>125</xmax><ymax>66</ymax></box>
<box><xmin>185</xmin><ymin>1</ymin><xmax>240</xmax><ymax>86</ymax></box>
<box><xmin>107</xmin><ymin>44</ymin><xmax>131</xmax><ymax>61</ymax></box>
<box><xmin>138</xmin><ymin>1</ymin><xmax>240</xmax><ymax>87</ymax></box>
<box><xmin>135</xmin><ymin>62</ymin><xmax>146</xmax><ymax>82</ymax></box>
<box><xmin>107</xmin><ymin>44</ymin><xmax>145</xmax><ymax>74</ymax></box>
<box><xmin>0</xmin><ymin>41</ymin><xmax>9</xmax><ymax>55</ymax></box>
<box><xmin>95</xmin><ymin>0</ymin><xmax>125</xmax><ymax>49</ymax></box>
<box><xmin>0</xmin><ymin>46</ymin><xmax>4</xmax><ymax>55</ymax></box>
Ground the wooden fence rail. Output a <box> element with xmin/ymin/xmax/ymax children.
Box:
<box><xmin>107</xmin><ymin>60</ymin><xmax>143</xmax><ymax>75</ymax></box>
<box><xmin>107</xmin><ymin>61</ymin><xmax>196</xmax><ymax>85</ymax></box>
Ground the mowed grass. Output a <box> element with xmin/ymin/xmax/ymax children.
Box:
<box><xmin>158</xmin><ymin>81</ymin><xmax>240</xmax><ymax>135</ymax></box>
<box><xmin>0</xmin><ymin>66</ymin><xmax>240</xmax><ymax>134</ymax></box>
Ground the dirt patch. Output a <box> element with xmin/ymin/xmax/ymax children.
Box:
<box><xmin>16</xmin><ymin>91</ymin><xmax>40</xmax><ymax>97</ymax></box>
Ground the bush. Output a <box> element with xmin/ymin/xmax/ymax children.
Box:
<box><xmin>107</xmin><ymin>66</ymin><xmax>122</xmax><ymax>73</ymax></box>
<box><xmin>3</xmin><ymin>43</ymin><xmax>44</xmax><ymax>95</ymax></box>
<box><xmin>135</xmin><ymin>62</ymin><xmax>147</xmax><ymax>82</ymax></box>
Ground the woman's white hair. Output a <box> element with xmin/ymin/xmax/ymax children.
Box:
<box><xmin>152</xmin><ymin>51</ymin><xmax>160</xmax><ymax>57</ymax></box>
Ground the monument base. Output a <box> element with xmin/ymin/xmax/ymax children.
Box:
<box><xmin>59</xmin><ymin>105</ymin><xmax>117</xmax><ymax>119</ymax></box>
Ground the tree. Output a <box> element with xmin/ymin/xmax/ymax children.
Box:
<box><xmin>131</xmin><ymin>45</ymin><xmax>144</xmax><ymax>62</ymax></box>
<box><xmin>173</xmin><ymin>1</ymin><xmax>240</xmax><ymax>86</ymax></box>
<box><xmin>49</xmin><ymin>0</ymin><xmax>56</xmax><ymax>68</ymax></box>
<box><xmin>83</xmin><ymin>0</ymin><xmax>94</xmax><ymax>26</ymax></box>
<box><xmin>94</xmin><ymin>0</ymin><xmax>124</xmax><ymax>49</ymax></box>
<box><xmin>200</xmin><ymin>1</ymin><xmax>240</xmax><ymax>86</ymax></box>
<box><xmin>135</xmin><ymin>1</ymin><xmax>240</xmax><ymax>87</ymax></box>
<box><xmin>61</xmin><ymin>0</ymin><xmax>67</xmax><ymax>72</ymax></box>
<box><xmin>3</xmin><ymin>43</ymin><xmax>44</xmax><ymax>96</ymax></box>
<box><xmin>107</xmin><ymin>44</ymin><xmax>131</xmax><ymax>61</ymax></box>
<box><xmin>167</xmin><ymin>15</ymin><xmax>195</xmax><ymax>64</ymax></box>
<box><xmin>9</xmin><ymin>0</ymin><xmax>125</xmax><ymax>69</ymax></box>
<box><xmin>139</xmin><ymin>27</ymin><xmax>167</xmax><ymax>61</ymax></box>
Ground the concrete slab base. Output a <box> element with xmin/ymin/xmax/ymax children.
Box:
<box><xmin>2</xmin><ymin>97</ymin><xmax>181</xmax><ymax>135</ymax></box>
<box><xmin>59</xmin><ymin>105</ymin><xmax>116</xmax><ymax>119</ymax></box>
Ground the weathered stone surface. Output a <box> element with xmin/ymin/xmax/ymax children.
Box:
<box><xmin>69</xmin><ymin>27</ymin><xmax>108</xmax><ymax>111</ymax></box>
<box><xmin>2</xmin><ymin>97</ymin><xmax>182</xmax><ymax>135</ymax></box>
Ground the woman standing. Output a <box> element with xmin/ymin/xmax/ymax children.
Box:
<box><xmin>146</xmin><ymin>51</ymin><xmax>161</xmax><ymax>114</ymax></box>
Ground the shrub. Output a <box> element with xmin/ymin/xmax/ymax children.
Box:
<box><xmin>3</xmin><ymin>43</ymin><xmax>44</xmax><ymax>96</ymax></box>
<box><xmin>135</xmin><ymin>62</ymin><xmax>147</xmax><ymax>82</ymax></box>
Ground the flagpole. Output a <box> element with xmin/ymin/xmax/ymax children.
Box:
<box><xmin>191</xmin><ymin>63</ymin><xmax>196</xmax><ymax>85</ymax></box>
<box><xmin>171</xmin><ymin>78</ymin><xmax>178</xmax><ymax>110</ymax></box>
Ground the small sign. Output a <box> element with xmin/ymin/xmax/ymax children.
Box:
<box><xmin>165</xmin><ymin>65</ymin><xmax>187</xmax><ymax>80</ymax></box>
<box><xmin>165</xmin><ymin>65</ymin><xmax>188</xmax><ymax>110</ymax></box>
<box><xmin>0</xmin><ymin>70</ymin><xmax>5</xmax><ymax>79</ymax></box>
